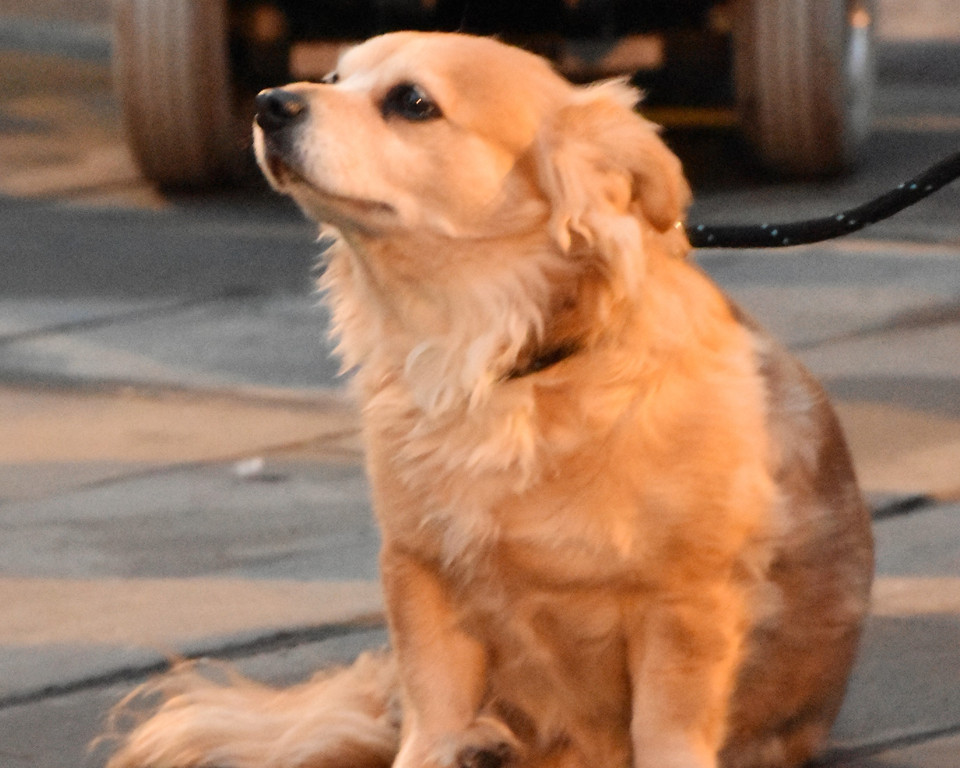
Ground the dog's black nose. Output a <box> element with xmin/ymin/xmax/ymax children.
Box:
<box><xmin>255</xmin><ymin>88</ymin><xmax>308</xmax><ymax>133</ymax></box>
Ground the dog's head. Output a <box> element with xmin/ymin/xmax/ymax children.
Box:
<box><xmin>255</xmin><ymin>31</ymin><xmax>688</xmax><ymax>254</ymax></box>
<box><xmin>254</xmin><ymin>32</ymin><xmax>691</xmax><ymax>410</ymax></box>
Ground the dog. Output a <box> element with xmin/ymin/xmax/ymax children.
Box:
<box><xmin>106</xmin><ymin>32</ymin><xmax>874</xmax><ymax>768</ymax></box>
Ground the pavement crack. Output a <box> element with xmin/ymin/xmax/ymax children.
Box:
<box><xmin>794</xmin><ymin>298</ymin><xmax>960</xmax><ymax>352</ymax></box>
<box><xmin>0</xmin><ymin>290</ymin><xmax>285</xmax><ymax>348</ymax></box>
<box><xmin>0</xmin><ymin>297</ymin><xmax>211</xmax><ymax>347</ymax></box>
<box><xmin>815</xmin><ymin>721</ymin><xmax>960</xmax><ymax>764</ymax></box>
<box><xmin>871</xmin><ymin>493</ymin><xmax>936</xmax><ymax>521</ymax></box>
<box><xmin>0</xmin><ymin>619</ymin><xmax>385</xmax><ymax>711</ymax></box>
<box><xmin>0</xmin><ymin>423</ymin><xmax>363</xmax><ymax>507</ymax></box>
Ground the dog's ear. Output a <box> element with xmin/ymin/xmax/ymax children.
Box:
<box><xmin>536</xmin><ymin>80</ymin><xmax>690</xmax><ymax>271</ymax></box>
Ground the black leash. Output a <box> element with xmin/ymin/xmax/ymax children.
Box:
<box><xmin>686</xmin><ymin>150</ymin><xmax>960</xmax><ymax>249</ymax></box>
<box><xmin>505</xmin><ymin>151</ymin><xmax>960</xmax><ymax>381</ymax></box>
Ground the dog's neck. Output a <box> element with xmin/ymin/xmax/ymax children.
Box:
<box><xmin>321</xmin><ymin>222</ymin><xmax>687</xmax><ymax>414</ymax></box>
<box><xmin>322</xmin><ymin>230</ymin><xmax>578</xmax><ymax>410</ymax></box>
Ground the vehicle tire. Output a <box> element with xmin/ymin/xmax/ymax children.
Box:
<box><xmin>114</xmin><ymin>0</ymin><xmax>247</xmax><ymax>187</ymax></box>
<box><xmin>732</xmin><ymin>0</ymin><xmax>875</xmax><ymax>176</ymax></box>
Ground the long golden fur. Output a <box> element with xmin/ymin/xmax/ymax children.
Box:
<box><xmin>106</xmin><ymin>32</ymin><xmax>873</xmax><ymax>768</ymax></box>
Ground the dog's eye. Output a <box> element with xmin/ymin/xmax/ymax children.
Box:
<box><xmin>322</xmin><ymin>71</ymin><xmax>339</xmax><ymax>84</ymax></box>
<box><xmin>381</xmin><ymin>83</ymin><xmax>442</xmax><ymax>121</ymax></box>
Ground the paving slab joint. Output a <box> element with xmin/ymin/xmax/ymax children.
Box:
<box><xmin>0</xmin><ymin>617</ymin><xmax>386</xmax><ymax>711</ymax></box>
<box><xmin>0</xmin><ymin>297</ymin><xmax>211</xmax><ymax>348</ymax></box>
<box><xmin>0</xmin><ymin>288</ymin><xmax>290</xmax><ymax>349</ymax></box>
<box><xmin>793</xmin><ymin>298</ymin><xmax>960</xmax><ymax>353</ymax></box>
<box><xmin>871</xmin><ymin>493</ymin><xmax>936</xmax><ymax>521</ymax></box>
<box><xmin>817</xmin><ymin>722</ymin><xmax>960</xmax><ymax>765</ymax></box>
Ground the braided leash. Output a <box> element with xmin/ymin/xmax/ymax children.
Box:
<box><xmin>686</xmin><ymin>150</ymin><xmax>960</xmax><ymax>249</ymax></box>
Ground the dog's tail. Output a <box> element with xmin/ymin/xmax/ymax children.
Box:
<box><xmin>103</xmin><ymin>650</ymin><xmax>401</xmax><ymax>768</ymax></box>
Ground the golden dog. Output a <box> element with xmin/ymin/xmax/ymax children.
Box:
<box><xmin>107</xmin><ymin>32</ymin><xmax>873</xmax><ymax>768</ymax></box>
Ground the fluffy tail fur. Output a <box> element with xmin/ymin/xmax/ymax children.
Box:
<box><xmin>104</xmin><ymin>650</ymin><xmax>401</xmax><ymax>768</ymax></box>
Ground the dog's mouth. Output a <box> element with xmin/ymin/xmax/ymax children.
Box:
<box><xmin>259</xmin><ymin>141</ymin><xmax>396</xmax><ymax>222</ymax></box>
<box><xmin>264</xmin><ymin>152</ymin><xmax>292</xmax><ymax>186</ymax></box>
<box><xmin>257</xmin><ymin>137</ymin><xmax>307</xmax><ymax>189</ymax></box>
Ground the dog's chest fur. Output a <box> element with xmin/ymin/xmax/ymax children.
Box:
<box><xmin>363</xmin><ymin>329</ymin><xmax>775</xmax><ymax>584</ymax></box>
<box><xmin>330</xmin><ymin>239</ymin><xmax>780</xmax><ymax>582</ymax></box>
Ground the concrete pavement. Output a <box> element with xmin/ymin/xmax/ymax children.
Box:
<box><xmin>7</xmin><ymin>245</ymin><xmax>960</xmax><ymax>768</ymax></box>
<box><xmin>1</xmin><ymin>5</ymin><xmax>960</xmax><ymax>768</ymax></box>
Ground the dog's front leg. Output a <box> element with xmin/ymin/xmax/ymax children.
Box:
<box><xmin>626</xmin><ymin>587</ymin><xmax>747</xmax><ymax>768</ymax></box>
<box><xmin>381</xmin><ymin>546</ymin><xmax>516</xmax><ymax>768</ymax></box>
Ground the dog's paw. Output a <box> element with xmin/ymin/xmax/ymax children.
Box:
<box><xmin>453</xmin><ymin>717</ymin><xmax>519</xmax><ymax>768</ymax></box>
<box><xmin>456</xmin><ymin>741</ymin><xmax>514</xmax><ymax>768</ymax></box>
<box><xmin>397</xmin><ymin>716</ymin><xmax>520</xmax><ymax>768</ymax></box>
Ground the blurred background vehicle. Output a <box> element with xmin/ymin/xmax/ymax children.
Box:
<box><xmin>113</xmin><ymin>0</ymin><xmax>876</xmax><ymax>187</ymax></box>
